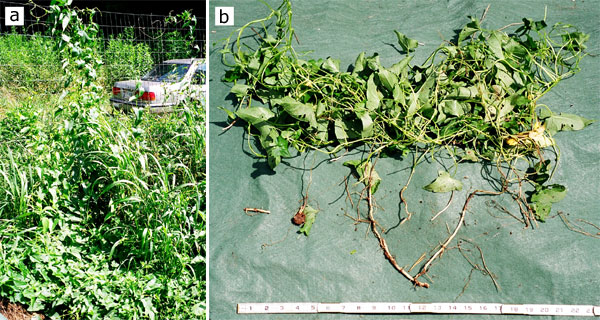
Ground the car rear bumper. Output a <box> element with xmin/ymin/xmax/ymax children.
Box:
<box><xmin>110</xmin><ymin>98</ymin><xmax>178</xmax><ymax>113</ymax></box>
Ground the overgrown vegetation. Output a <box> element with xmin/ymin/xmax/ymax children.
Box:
<box><xmin>220</xmin><ymin>1</ymin><xmax>592</xmax><ymax>287</ymax></box>
<box><xmin>0</xmin><ymin>6</ymin><xmax>200</xmax><ymax>92</ymax></box>
<box><xmin>0</xmin><ymin>0</ymin><xmax>205</xmax><ymax>319</ymax></box>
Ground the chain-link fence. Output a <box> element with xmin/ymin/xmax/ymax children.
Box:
<box><xmin>0</xmin><ymin>0</ymin><xmax>205</xmax><ymax>94</ymax></box>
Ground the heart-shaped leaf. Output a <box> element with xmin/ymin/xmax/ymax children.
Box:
<box><xmin>423</xmin><ymin>171</ymin><xmax>463</xmax><ymax>193</ymax></box>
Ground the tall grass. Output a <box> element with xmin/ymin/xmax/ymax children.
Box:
<box><xmin>0</xmin><ymin>33</ymin><xmax>63</xmax><ymax>94</ymax></box>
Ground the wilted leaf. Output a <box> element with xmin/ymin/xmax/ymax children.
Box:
<box><xmin>423</xmin><ymin>171</ymin><xmax>463</xmax><ymax>193</ymax></box>
<box><xmin>528</xmin><ymin>122</ymin><xmax>554</xmax><ymax>148</ymax></box>
<box><xmin>299</xmin><ymin>206</ymin><xmax>319</xmax><ymax>236</ymax></box>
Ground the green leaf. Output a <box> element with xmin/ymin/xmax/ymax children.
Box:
<box><xmin>218</xmin><ymin>106</ymin><xmax>236</xmax><ymax>120</ymax></box>
<box><xmin>496</xmin><ymin>99</ymin><xmax>515</xmax><ymax>123</ymax></box>
<box><xmin>266</xmin><ymin>147</ymin><xmax>281</xmax><ymax>168</ymax></box>
<box><xmin>315</xmin><ymin>120</ymin><xmax>328</xmax><ymax>143</ymax></box>
<box><xmin>272</xmin><ymin>96</ymin><xmax>317</xmax><ymax>127</ymax></box>
<box><xmin>527</xmin><ymin>160</ymin><xmax>551</xmax><ymax>185</ymax></box>
<box><xmin>247</xmin><ymin>56</ymin><xmax>260</xmax><ymax>71</ymax></box>
<box><xmin>418</xmin><ymin>72</ymin><xmax>436</xmax><ymax>104</ymax></box>
<box><xmin>495</xmin><ymin>62</ymin><xmax>514</xmax><ymax>89</ymax></box>
<box><xmin>366</xmin><ymin>74</ymin><xmax>380</xmax><ymax>111</ymax></box>
<box><xmin>276</xmin><ymin>136</ymin><xmax>291</xmax><ymax>157</ymax></box>
<box><xmin>321</xmin><ymin>57</ymin><xmax>340</xmax><ymax>73</ymax></box>
<box><xmin>394</xmin><ymin>30</ymin><xmax>419</xmax><ymax>52</ymax></box>
<box><xmin>299</xmin><ymin>206</ymin><xmax>319</xmax><ymax>236</ymax></box>
<box><xmin>448</xmin><ymin>86</ymin><xmax>479</xmax><ymax>99</ymax></box>
<box><xmin>488</xmin><ymin>31</ymin><xmax>505</xmax><ymax>59</ymax></box>
<box><xmin>366</xmin><ymin>53</ymin><xmax>381</xmax><ymax>71</ymax></box>
<box><xmin>538</xmin><ymin>107</ymin><xmax>553</xmax><ymax>120</ymax></box>
<box><xmin>531</xmin><ymin>184</ymin><xmax>567</xmax><ymax>221</ymax></box>
<box><xmin>230</xmin><ymin>84</ymin><xmax>251</xmax><ymax>98</ymax></box>
<box><xmin>141</xmin><ymin>297</ymin><xmax>156</xmax><ymax>320</ymax></box>
<box><xmin>461</xmin><ymin>149</ymin><xmax>479</xmax><ymax>162</ymax></box>
<box><xmin>236</xmin><ymin>107</ymin><xmax>274</xmax><ymax>125</ymax></box>
<box><xmin>352</xmin><ymin>52</ymin><xmax>366</xmax><ymax>75</ymax></box>
<box><xmin>389</xmin><ymin>55</ymin><xmax>413</xmax><ymax>75</ymax></box>
<box><xmin>356</xmin><ymin>110</ymin><xmax>374</xmax><ymax>138</ymax></box>
<box><xmin>423</xmin><ymin>171</ymin><xmax>463</xmax><ymax>193</ymax></box>
<box><xmin>406</xmin><ymin>92</ymin><xmax>419</xmax><ymax>116</ymax></box>
<box><xmin>458</xmin><ymin>17</ymin><xmax>480</xmax><ymax>43</ymax></box>
<box><xmin>562</xmin><ymin>31</ymin><xmax>589</xmax><ymax>51</ymax></box>
<box><xmin>441</xmin><ymin>99</ymin><xmax>466</xmax><ymax>117</ymax></box>
<box><xmin>393</xmin><ymin>84</ymin><xmax>404</xmax><ymax>104</ymax></box>
<box><xmin>343</xmin><ymin>160</ymin><xmax>381</xmax><ymax>194</ymax></box>
<box><xmin>377</xmin><ymin>68</ymin><xmax>398</xmax><ymax>93</ymax></box>
<box><xmin>503</xmin><ymin>38</ymin><xmax>528</xmax><ymax>57</ymax></box>
<box><xmin>334</xmin><ymin>118</ymin><xmax>348</xmax><ymax>141</ymax></box>
<box><xmin>543</xmin><ymin>112</ymin><xmax>594</xmax><ymax>135</ymax></box>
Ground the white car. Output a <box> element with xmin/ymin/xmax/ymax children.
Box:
<box><xmin>110</xmin><ymin>58</ymin><xmax>206</xmax><ymax>112</ymax></box>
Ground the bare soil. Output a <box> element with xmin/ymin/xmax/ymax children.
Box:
<box><xmin>0</xmin><ymin>299</ymin><xmax>45</xmax><ymax>320</ymax></box>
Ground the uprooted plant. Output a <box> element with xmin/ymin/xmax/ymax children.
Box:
<box><xmin>219</xmin><ymin>0</ymin><xmax>592</xmax><ymax>287</ymax></box>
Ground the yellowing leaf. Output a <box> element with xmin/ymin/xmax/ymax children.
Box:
<box><xmin>528</xmin><ymin>122</ymin><xmax>554</xmax><ymax>148</ymax></box>
<box><xmin>505</xmin><ymin>137</ymin><xmax>518</xmax><ymax>146</ymax></box>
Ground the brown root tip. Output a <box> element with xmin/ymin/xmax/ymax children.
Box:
<box><xmin>292</xmin><ymin>211</ymin><xmax>305</xmax><ymax>225</ymax></box>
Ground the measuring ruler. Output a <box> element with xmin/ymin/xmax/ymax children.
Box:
<box><xmin>238</xmin><ymin>302</ymin><xmax>600</xmax><ymax>316</ymax></box>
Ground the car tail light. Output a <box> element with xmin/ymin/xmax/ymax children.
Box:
<box><xmin>112</xmin><ymin>87</ymin><xmax>120</xmax><ymax>95</ymax></box>
<box><xmin>140</xmin><ymin>92</ymin><xmax>156</xmax><ymax>101</ymax></box>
